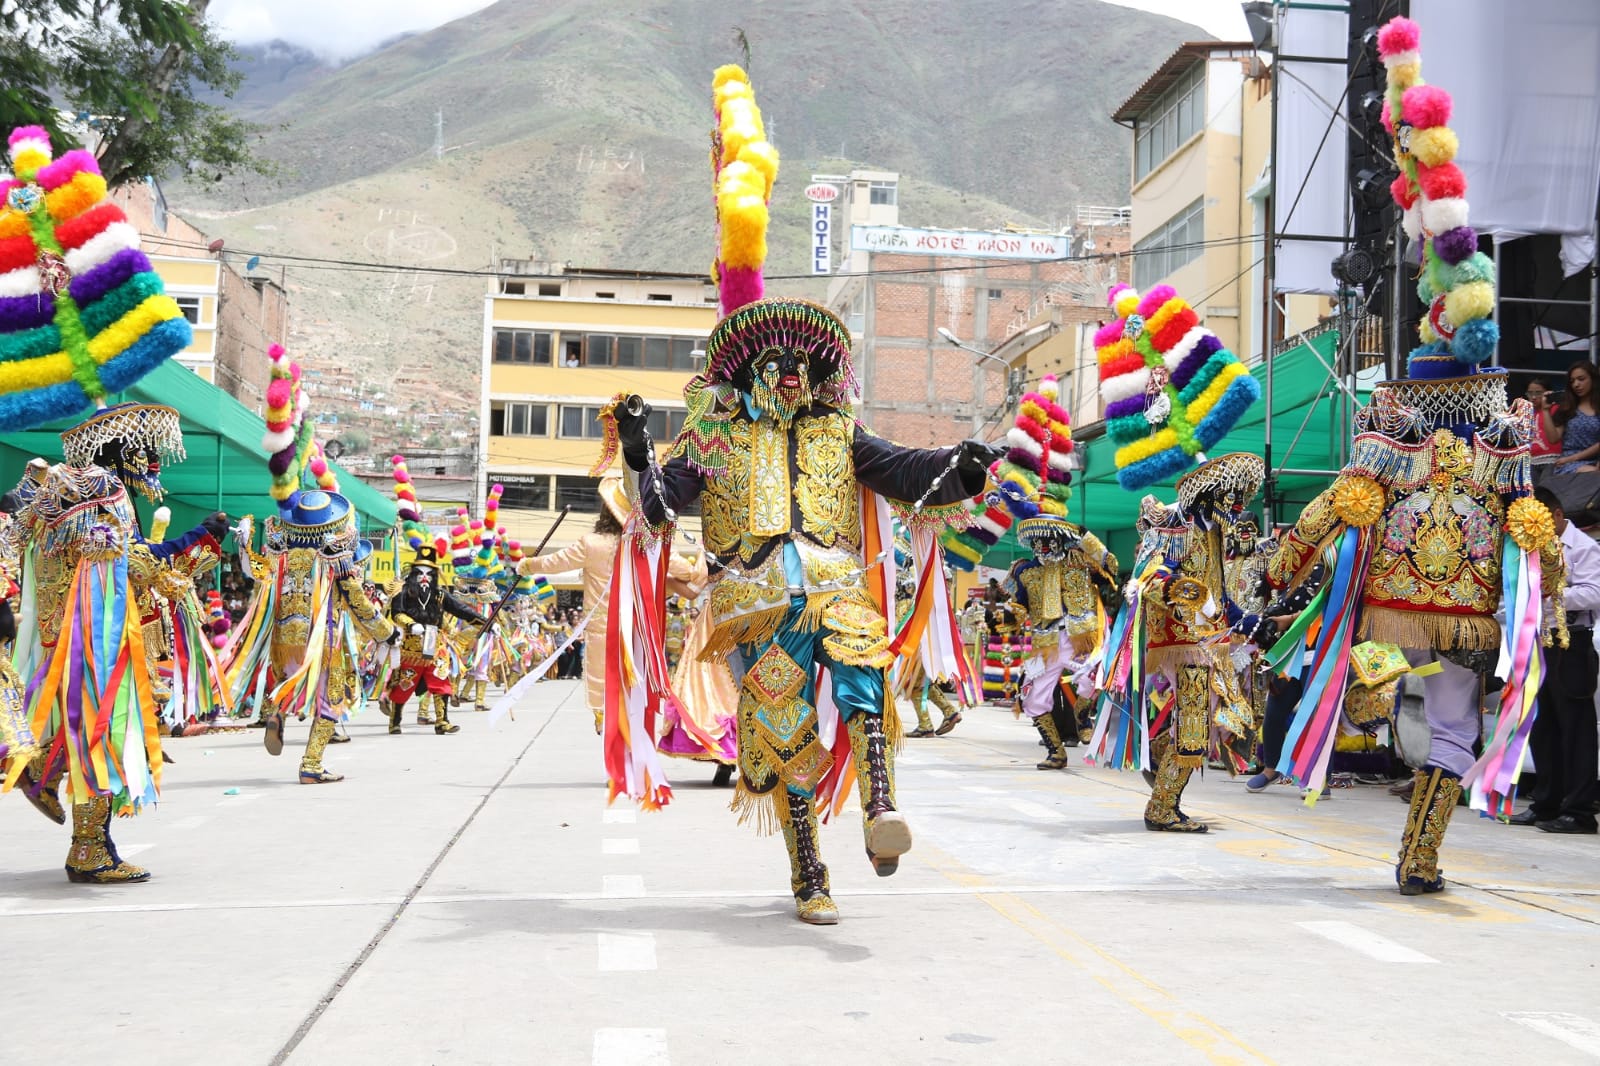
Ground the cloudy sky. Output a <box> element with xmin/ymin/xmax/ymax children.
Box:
<box><xmin>211</xmin><ymin>0</ymin><xmax>1249</xmax><ymax>61</ymax></box>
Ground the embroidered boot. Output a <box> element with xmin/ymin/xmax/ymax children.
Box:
<box><xmin>475</xmin><ymin>678</ymin><xmax>489</xmax><ymax>713</ymax></box>
<box><xmin>65</xmin><ymin>796</ymin><xmax>150</xmax><ymax>884</ymax></box>
<box><xmin>931</xmin><ymin>684</ymin><xmax>962</xmax><ymax>735</ymax></box>
<box><xmin>906</xmin><ymin>694</ymin><xmax>936</xmax><ymax>738</ymax></box>
<box><xmin>1033</xmin><ymin>713</ymin><xmax>1070</xmax><ymax>770</ymax></box>
<box><xmin>777</xmin><ymin>789</ymin><xmax>837</xmax><ymax>925</ymax></box>
<box><xmin>434</xmin><ymin>694</ymin><xmax>460</xmax><ymax>735</ymax></box>
<box><xmin>299</xmin><ymin>716</ymin><xmax>345</xmax><ymax>784</ymax></box>
<box><xmin>18</xmin><ymin>752</ymin><xmax>65</xmax><ymax>825</ymax></box>
<box><xmin>385</xmin><ymin>697</ymin><xmax>402</xmax><ymax>735</ymax></box>
<box><xmin>848</xmin><ymin>713</ymin><xmax>912</xmax><ymax>876</ymax></box>
<box><xmin>1396</xmin><ymin>767</ymin><xmax>1461</xmax><ymax>895</ymax></box>
<box><xmin>1144</xmin><ymin>744</ymin><xmax>1208</xmax><ymax>832</ymax></box>
<box><xmin>416</xmin><ymin>698</ymin><xmax>436</xmax><ymax>726</ymax></box>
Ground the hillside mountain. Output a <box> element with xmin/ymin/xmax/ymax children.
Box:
<box><xmin>174</xmin><ymin>0</ymin><xmax>1205</xmax><ymax>451</ymax></box>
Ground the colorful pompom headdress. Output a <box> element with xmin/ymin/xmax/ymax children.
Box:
<box><xmin>942</xmin><ymin>375</ymin><xmax>1076</xmax><ymax>566</ymax></box>
<box><xmin>260</xmin><ymin>344</ymin><xmax>355</xmax><ymax>550</ymax></box>
<box><xmin>1376</xmin><ymin>16</ymin><xmax>1497</xmax><ymax>377</ymax></box>
<box><xmin>694</xmin><ymin>65</ymin><xmax>856</xmax><ymax>402</ymax></box>
<box><xmin>1095</xmin><ymin>282</ymin><xmax>1260</xmax><ymax>492</ymax></box>
<box><xmin>0</xmin><ymin>126</ymin><xmax>193</xmax><ymax>431</ymax></box>
<box><xmin>390</xmin><ymin>453</ymin><xmax>446</xmax><ymax>567</ymax></box>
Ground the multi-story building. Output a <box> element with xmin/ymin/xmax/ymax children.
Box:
<box><xmin>1113</xmin><ymin>40</ymin><xmax>1328</xmax><ymax>364</ymax></box>
<box><xmin>113</xmin><ymin>180</ymin><xmax>283</xmax><ymax>411</ymax></box>
<box><xmin>479</xmin><ymin>264</ymin><xmax>717</xmax><ymax>554</ymax></box>
<box><xmin>823</xmin><ymin>170</ymin><xmax>1131</xmax><ymax>446</ymax></box>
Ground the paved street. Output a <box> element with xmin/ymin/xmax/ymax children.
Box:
<box><xmin>3</xmin><ymin>679</ymin><xmax>1599</xmax><ymax>1065</ymax></box>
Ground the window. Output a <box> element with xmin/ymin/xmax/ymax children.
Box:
<box><xmin>616</xmin><ymin>335</ymin><xmax>642</xmax><ymax>368</ymax></box>
<box><xmin>559</xmin><ymin>404</ymin><xmax>607</xmax><ymax>439</ymax></box>
<box><xmin>645</xmin><ymin>408</ymin><xmax>688</xmax><ymax>441</ymax></box>
<box><xmin>492</xmin><ymin>329</ymin><xmax>553</xmax><ymax>365</ymax></box>
<box><xmin>595</xmin><ymin>291</ymin><xmax>616</xmax><ymax>300</ymax></box>
<box><xmin>646</xmin><ymin>293</ymin><xmax>672</xmax><ymax>302</ymax></box>
<box><xmin>987</xmin><ymin>288</ymin><xmax>1003</xmax><ymax>300</ymax></box>
<box><xmin>869</xmin><ymin>181</ymin><xmax>897</xmax><ymax>206</ymax></box>
<box><xmin>1133</xmin><ymin>198</ymin><xmax>1205</xmax><ymax>289</ymax></box>
<box><xmin>537</xmin><ymin>283</ymin><xmax>562</xmax><ymax>296</ymax></box>
<box><xmin>555</xmin><ymin>475</ymin><xmax>602</xmax><ymax>513</ymax></box>
<box><xmin>499</xmin><ymin>478</ymin><xmax>551</xmax><ymax>510</ymax></box>
<box><xmin>579</xmin><ymin>335</ymin><xmax>702</xmax><ymax>370</ymax></box>
<box><xmin>502</xmin><ymin>281</ymin><xmax>525</xmax><ymax>295</ymax></box>
<box><xmin>1134</xmin><ymin>61</ymin><xmax>1205</xmax><ymax>182</ymax></box>
<box><xmin>563</xmin><ymin>338</ymin><xmax>582</xmax><ymax>367</ymax></box>
<box><xmin>491</xmin><ymin>402</ymin><xmax>548</xmax><ymax>437</ymax></box>
<box><xmin>174</xmin><ymin>295</ymin><xmax>201</xmax><ymax>324</ymax></box>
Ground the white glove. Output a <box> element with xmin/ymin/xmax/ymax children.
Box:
<box><xmin>410</xmin><ymin>623</ymin><xmax>424</xmax><ymax>635</ymax></box>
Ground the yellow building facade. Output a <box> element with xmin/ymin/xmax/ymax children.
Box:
<box><xmin>149</xmin><ymin>254</ymin><xmax>220</xmax><ymax>384</ymax></box>
<box><xmin>479</xmin><ymin>267</ymin><xmax>717</xmax><ymax>562</ymax></box>
<box><xmin>1114</xmin><ymin>42</ymin><xmax>1328</xmax><ymax>365</ymax></box>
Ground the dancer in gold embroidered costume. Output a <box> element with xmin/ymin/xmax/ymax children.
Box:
<box><xmin>611</xmin><ymin>65</ymin><xmax>998</xmax><ymax>926</ymax></box>
<box><xmin>1239</xmin><ymin>15</ymin><xmax>1563</xmax><ymax>895</ymax></box>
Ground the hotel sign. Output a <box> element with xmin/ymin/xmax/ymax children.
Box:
<box><xmin>850</xmin><ymin>225</ymin><xmax>1069</xmax><ymax>261</ymax></box>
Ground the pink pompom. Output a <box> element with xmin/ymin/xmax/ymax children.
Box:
<box><xmin>266</xmin><ymin>378</ymin><xmax>292</xmax><ymax>407</ymax></box>
<box><xmin>1093</xmin><ymin>319</ymin><xmax>1126</xmax><ymax>348</ymax></box>
<box><xmin>1390</xmin><ymin>174</ymin><xmax>1417</xmax><ymax>209</ymax></box>
<box><xmin>1106</xmin><ymin>283</ymin><xmax>1132</xmax><ymax>309</ymax></box>
<box><xmin>8</xmin><ymin>125</ymin><xmax>50</xmax><ymax>148</ymax></box>
<box><xmin>1401</xmin><ymin>85</ymin><xmax>1452</xmax><ymax>130</ymax></box>
<box><xmin>393</xmin><ymin>469</ymin><xmax>410</xmax><ymax>484</ymax></box>
<box><xmin>1135</xmin><ymin>285</ymin><xmax>1177</xmax><ymax>318</ymax></box>
<box><xmin>1380</xmin><ymin>98</ymin><xmax>1394</xmax><ymax>135</ymax></box>
<box><xmin>308</xmin><ymin>457</ymin><xmax>329</xmax><ymax>477</ymax></box>
<box><xmin>1417</xmin><ymin>162</ymin><xmax>1466</xmax><ymax>201</ymax></box>
<box><xmin>1376</xmin><ymin>16</ymin><xmax>1419</xmax><ymax>58</ymax></box>
<box><xmin>268</xmin><ymin>343</ymin><xmax>285</xmax><ymax>358</ymax></box>
<box><xmin>212</xmin><ymin>635</ymin><xmax>228</xmax><ymax>649</ymax></box>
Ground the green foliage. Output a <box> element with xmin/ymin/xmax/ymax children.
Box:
<box><xmin>0</xmin><ymin>0</ymin><xmax>274</xmax><ymax>188</ymax></box>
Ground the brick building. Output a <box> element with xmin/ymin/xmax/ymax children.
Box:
<box><xmin>822</xmin><ymin>172</ymin><xmax>1130</xmax><ymax>445</ymax></box>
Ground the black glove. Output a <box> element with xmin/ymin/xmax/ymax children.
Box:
<box><xmin>385</xmin><ymin>628</ymin><xmax>400</xmax><ymax>646</ymax></box>
<box><xmin>0</xmin><ymin>600</ymin><xmax>14</xmax><ymax>643</ymax></box>
<box><xmin>617</xmin><ymin>402</ymin><xmax>652</xmax><ymax>470</ymax></box>
<box><xmin>201</xmin><ymin>511</ymin><xmax>229</xmax><ymax>542</ymax></box>
<box><xmin>954</xmin><ymin>439</ymin><xmax>1004</xmax><ymax>482</ymax></box>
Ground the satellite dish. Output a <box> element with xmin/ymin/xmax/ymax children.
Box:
<box><xmin>207</xmin><ymin>238</ymin><xmax>224</xmax><ymax>254</ymax></box>
<box><xmin>323</xmin><ymin>440</ymin><xmax>345</xmax><ymax>461</ymax></box>
<box><xmin>245</xmin><ymin>255</ymin><xmax>260</xmax><ymax>272</ymax></box>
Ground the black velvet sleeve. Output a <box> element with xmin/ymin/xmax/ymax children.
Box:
<box><xmin>631</xmin><ymin>454</ymin><xmax>705</xmax><ymax>528</ymax></box>
<box><xmin>851</xmin><ymin>426</ymin><xmax>985</xmax><ymax>505</ymax></box>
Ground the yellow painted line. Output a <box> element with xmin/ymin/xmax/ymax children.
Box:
<box><xmin>920</xmin><ymin>842</ymin><xmax>1276</xmax><ymax>1066</ymax></box>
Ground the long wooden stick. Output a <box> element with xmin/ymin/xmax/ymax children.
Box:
<box><xmin>479</xmin><ymin>505</ymin><xmax>571</xmax><ymax>634</ymax></box>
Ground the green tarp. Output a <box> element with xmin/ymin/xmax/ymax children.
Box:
<box><xmin>1053</xmin><ymin>329</ymin><xmax>1362</xmax><ymax>565</ymax></box>
<box><xmin>0</xmin><ymin>360</ymin><xmax>396</xmax><ymax>539</ymax></box>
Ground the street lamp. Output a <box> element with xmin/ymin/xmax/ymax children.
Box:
<box><xmin>938</xmin><ymin>328</ymin><xmax>1023</xmax><ymax>434</ymax></box>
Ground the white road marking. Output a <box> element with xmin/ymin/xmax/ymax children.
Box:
<box><xmin>1295</xmin><ymin>920</ymin><xmax>1439</xmax><ymax>964</ymax></box>
<box><xmin>1504</xmin><ymin>1013</ymin><xmax>1600</xmax><ymax>1058</ymax></box>
<box><xmin>593</xmin><ymin>1028</ymin><xmax>669</xmax><ymax>1066</ymax></box>
<box><xmin>597</xmin><ymin>931</ymin><xmax>657</xmax><ymax>972</ymax></box>
<box><xmin>925</xmin><ymin>769</ymin><xmax>961</xmax><ymax>779</ymax></box>
<box><xmin>961</xmin><ymin>785</ymin><xmax>1007</xmax><ymax>795</ymax></box>
<box><xmin>1008</xmin><ymin>799</ymin><xmax>1058</xmax><ymax>820</ymax></box>
<box><xmin>602</xmin><ymin>875</ymin><xmax>646</xmax><ymax>898</ymax></box>
<box><xmin>602</xmin><ymin>808</ymin><xmax>637</xmax><ymax>825</ymax></box>
<box><xmin>601</xmin><ymin>838</ymin><xmax>640</xmax><ymax>855</ymax></box>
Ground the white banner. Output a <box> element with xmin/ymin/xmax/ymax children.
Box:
<box><xmin>1273</xmin><ymin>4</ymin><xmax>1348</xmax><ymax>295</ymax></box>
<box><xmin>851</xmin><ymin>225</ymin><xmax>1069</xmax><ymax>260</ymax></box>
<box><xmin>811</xmin><ymin>202</ymin><xmax>831</xmax><ymax>275</ymax></box>
<box><xmin>1412</xmin><ymin>0</ymin><xmax>1600</xmax><ymax>238</ymax></box>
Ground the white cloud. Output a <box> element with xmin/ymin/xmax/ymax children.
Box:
<box><xmin>1097</xmin><ymin>0</ymin><xmax>1251</xmax><ymax>41</ymax></box>
<box><xmin>210</xmin><ymin>0</ymin><xmax>497</xmax><ymax>60</ymax></box>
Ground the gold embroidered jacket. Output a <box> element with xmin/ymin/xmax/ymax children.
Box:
<box><xmin>634</xmin><ymin>402</ymin><xmax>985</xmax><ymax>658</ymax></box>
<box><xmin>1007</xmin><ymin>532</ymin><xmax>1119</xmax><ymax>657</ymax></box>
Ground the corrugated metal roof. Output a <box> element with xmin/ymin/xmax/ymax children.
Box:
<box><xmin>1112</xmin><ymin>41</ymin><xmax>1255</xmax><ymax>124</ymax></box>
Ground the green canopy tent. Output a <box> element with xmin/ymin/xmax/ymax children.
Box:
<box><xmin>0</xmin><ymin>360</ymin><xmax>396</xmax><ymax>541</ymax></box>
<box><xmin>1051</xmin><ymin>328</ymin><xmax>1367</xmax><ymax>565</ymax></box>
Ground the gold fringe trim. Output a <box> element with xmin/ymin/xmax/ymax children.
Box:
<box><xmin>881</xmin><ymin>686</ymin><xmax>904</xmax><ymax>757</ymax></box>
<box><xmin>702</xmin><ymin>605</ymin><xmax>789</xmax><ymax>659</ymax></box>
<box><xmin>1176</xmin><ymin>753</ymin><xmax>1205</xmax><ymax>769</ymax></box>
<box><xmin>728</xmin><ymin>779</ymin><xmax>782</xmax><ymax>837</ymax></box>
<box><xmin>1358</xmin><ymin>606</ymin><xmax>1499</xmax><ymax>652</ymax></box>
<box><xmin>1146</xmin><ymin>643</ymin><xmax>1210</xmax><ymax>671</ymax></box>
